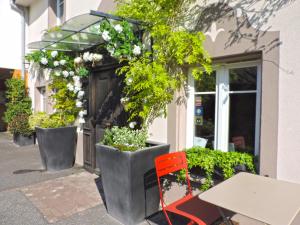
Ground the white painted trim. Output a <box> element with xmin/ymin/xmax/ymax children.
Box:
<box><xmin>254</xmin><ymin>63</ymin><xmax>262</xmax><ymax>156</ymax></box>
<box><xmin>186</xmin><ymin>70</ymin><xmax>195</xmax><ymax>148</ymax></box>
<box><xmin>216</xmin><ymin>67</ymin><xmax>229</xmax><ymax>151</ymax></box>
<box><xmin>229</xmin><ymin>90</ymin><xmax>257</xmax><ymax>94</ymax></box>
<box><xmin>195</xmin><ymin>91</ymin><xmax>216</xmax><ymax>95</ymax></box>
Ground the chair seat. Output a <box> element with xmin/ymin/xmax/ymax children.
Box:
<box><xmin>165</xmin><ymin>194</ymin><xmax>221</xmax><ymax>225</ymax></box>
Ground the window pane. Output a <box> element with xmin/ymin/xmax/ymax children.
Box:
<box><xmin>229</xmin><ymin>93</ymin><xmax>256</xmax><ymax>154</ymax></box>
<box><xmin>195</xmin><ymin>71</ymin><xmax>216</xmax><ymax>92</ymax></box>
<box><xmin>194</xmin><ymin>95</ymin><xmax>215</xmax><ymax>148</ymax></box>
<box><xmin>229</xmin><ymin>67</ymin><xmax>257</xmax><ymax>91</ymax></box>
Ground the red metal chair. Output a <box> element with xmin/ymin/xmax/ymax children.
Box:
<box><xmin>155</xmin><ymin>152</ymin><xmax>221</xmax><ymax>225</ymax></box>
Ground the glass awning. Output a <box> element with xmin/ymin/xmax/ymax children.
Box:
<box><xmin>28</xmin><ymin>10</ymin><xmax>142</xmax><ymax>52</ymax></box>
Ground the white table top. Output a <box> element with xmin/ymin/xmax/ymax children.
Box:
<box><xmin>198</xmin><ymin>172</ymin><xmax>300</xmax><ymax>225</ymax></box>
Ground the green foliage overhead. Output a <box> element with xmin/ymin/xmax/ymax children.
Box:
<box><xmin>101</xmin><ymin>126</ymin><xmax>148</xmax><ymax>151</ymax></box>
<box><xmin>179</xmin><ymin>147</ymin><xmax>256</xmax><ymax>190</ymax></box>
<box><xmin>115</xmin><ymin>0</ymin><xmax>212</xmax><ymax>126</ymax></box>
<box><xmin>99</xmin><ymin>20</ymin><xmax>142</xmax><ymax>59</ymax></box>
<box><xmin>4</xmin><ymin>78</ymin><xmax>32</xmax><ymax>135</ymax></box>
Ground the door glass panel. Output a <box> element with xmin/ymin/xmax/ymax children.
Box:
<box><xmin>229</xmin><ymin>67</ymin><xmax>257</xmax><ymax>91</ymax></box>
<box><xmin>194</xmin><ymin>95</ymin><xmax>215</xmax><ymax>148</ymax></box>
<box><xmin>195</xmin><ymin>71</ymin><xmax>216</xmax><ymax>92</ymax></box>
<box><xmin>229</xmin><ymin>93</ymin><xmax>256</xmax><ymax>154</ymax></box>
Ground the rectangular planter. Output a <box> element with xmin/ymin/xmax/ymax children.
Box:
<box><xmin>36</xmin><ymin>126</ymin><xmax>77</xmax><ymax>171</ymax></box>
<box><xmin>96</xmin><ymin>141</ymin><xmax>170</xmax><ymax>225</ymax></box>
<box><xmin>13</xmin><ymin>133</ymin><xmax>34</xmax><ymax>146</ymax></box>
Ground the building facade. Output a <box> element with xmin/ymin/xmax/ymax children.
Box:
<box><xmin>19</xmin><ymin>0</ymin><xmax>300</xmax><ymax>184</ymax></box>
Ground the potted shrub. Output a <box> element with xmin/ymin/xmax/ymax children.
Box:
<box><xmin>3</xmin><ymin>78</ymin><xmax>33</xmax><ymax>146</ymax></box>
<box><xmin>29</xmin><ymin>112</ymin><xmax>77</xmax><ymax>171</ymax></box>
<box><xmin>10</xmin><ymin>114</ymin><xmax>34</xmax><ymax>146</ymax></box>
<box><xmin>96</xmin><ymin>126</ymin><xmax>170</xmax><ymax>225</ymax></box>
<box><xmin>25</xmin><ymin>49</ymin><xmax>103</xmax><ymax>171</ymax></box>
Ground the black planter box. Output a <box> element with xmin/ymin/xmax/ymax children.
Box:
<box><xmin>36</xmin><ymin>126</ymin><xmax>77</xmax><ymax>171</ymax></box>
<box><xmin>96</xmin><ymin>141</ymin><xmax>170</xmax><ymax>225</ymax></box>
<box><xmin>13</xmin><ymin>133</ymin><xmax>34</xmax><ymax>146</ymax></box>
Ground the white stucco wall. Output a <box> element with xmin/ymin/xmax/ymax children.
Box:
<box><xmin>28</xmin><ymin>0</ymin><xmax>48</xmax><ymax>43</ymax></box>
<box><xmin>0</xmin><ymin>1</ymin><xmax>23</xmax><ymax>69</ymax></box>
<box><xmin>197</xmin><ymin>0</ymin><xmax>300</xmax><ymax>183</ymax></box>
<box><xmin>65</xmin><ymin>0</ymin><xmax>102</xmax><ymax>20</ymax></box>
<box><xmin>148</xmin><ymin>117</ymin><xmax>168</xmax><ymax>143</ymax></box>
<box><xmin>230</xmin><ymin>0</ymin><xmax>300</xmax><ymax>183</ymax></box>
<box><xmin>260</xmin><ymin>1</ymin><xmax>300</xmax><ymax>183</ymax></box>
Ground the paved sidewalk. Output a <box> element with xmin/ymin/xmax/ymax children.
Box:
<box><xmin>0</xmin><ymin>132</ymin><xmax>261</xmax><ymax>225</ymax></box>
<box><xmin>0</xmin><ymin>133</ymin><xmax>172</xmax><ymax>225</ymax></box>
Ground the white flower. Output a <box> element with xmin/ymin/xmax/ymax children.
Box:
<box><xmin>114</xmin><ymin>24</ymin><xmax>123</xmax><ymax>33</ymax></box>
<box><xmin>53</xmin><ymin>61</ymin><xmax>59</xmax><ymax>67</ymax></box>
<box><xmin>54</xmin><ymin>71</ymin><xmax>61</xmax><ymax>76</ymax></box>
<box><xmin>79</xmin><ymin>110</ymin><xmax>87</xmax><ymax>117</ymax></box>
<box><xmin>88</xmin><ymin>53</ymin><xmax>94</xmax><ymax>62</ymax></box>
<box><xmin>69</xmin><ymin>71</ymin><xmax>75</xmax><ymax>76</ymax></box>
<box><xmin>77</xmin><ymin>91</ymin><xmax>84</xmax><ymax>99</ymax></box>
<box><xmin>133</xmin><ymin>45</ymin><xmax>141</xmax><ymax>56</ymax></box>
<box><xmin>74</xmin><ymin>57</ymin><xmax>82</xmax><ymax>64</ymax></box>
<box><xmin>92</xmin><ymin>54</ymin><xmax>103</xmax><ymax>62</ymax></box>
<box><xmin>77</xmin><ymin>90</ymin><xmax>85</xmax><ymax>98</ymax></box>
<box><xmin>71</xmin><ymin>35</ymin><xmax>79</xmax><ymax>41</ymax></box>
<box><xmin>107</xmin><ymin>47</ymin><xmax>115</xmax><ymax>56</ymax></box>
<box><xmin>62</xmin><ymin>70</ymin><xmax>69</xmax><ymax>77</ymax></box>
<box><xmin>76</xmin><ymin>100</ymin><xmax>83</xmax><ymax>108</ymax></box>
<box><xmin>129</xmin><ymin>121</ymin><xmax>137</xmax><ymax>129</ymax></box>
<box><xmin>73</xmin><ymin>76</ymin><xmax>80</xmax><ymax>82</ymax></box>
<box><xmin>83</xmin><ymin>52</ymin><xmax>90</xmax><ymax>62</ymax></box>
<box><xmin>79</xmin><ymin>118</ymin><xmax>85</xmax><ymax>124</ymax></box>
<box><xmin>51</xmin><ymin>51</ymin><xmax>58</xmax><ymax>58</ymax></box>
<box><xmin>120</xmin><ymin>97</ymin><xmax>129</xmax><ymax>104</ymax></box>
<box><xmin>40</xmin><ymin>57</ymin><xmax>48</xmax><ymax>65</ymax></box>
<box><xmin>67</xmin><ymin>83</ymin><xmax>74</xmax><ymax>91</ymax></box>
<box><xmin>127</xmin><ymin>78</ymin><xmax>133</xmax><ymax>85</ymax></box>
<box><xmin>102</xmin><ymin>30</ymin><xmax>111</xmax><ymax>41</ymax></box>
<box><xmin>60</xmin><ymin>59</ymin><xmax>66</xmax><ymax>65</ymax></box>
<box><xmin>74</xmin><ymin>86</ymin><xmax>81</xmax><ymax>93</ymax></box>
<box><xmin>74</xmin><ymin>80</ymin><xmax>82</xmax><ymax>88</ymax></box>
<box><xmin>56</xmin><ymin>33</ymin><xmax>63</xmax><ymax>38</ymax></box>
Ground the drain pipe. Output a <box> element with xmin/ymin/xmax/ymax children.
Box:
<box><xmin>10</xmin><ymin>0</ymin><xmax>26</xmax><ymax>80</ymax></box>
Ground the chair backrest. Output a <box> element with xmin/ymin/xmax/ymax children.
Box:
<box><xmin>155</xmin><ymin>152</ymin><xmax>192</xmax><ymax>207</ymax></box>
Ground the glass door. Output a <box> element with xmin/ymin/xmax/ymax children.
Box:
<box><xmin>229</xmin><ymin>67</ymin><xmax>258</xmax><ymax>155</ymax></box>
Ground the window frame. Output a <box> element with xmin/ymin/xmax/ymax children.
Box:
<box><xmin>186</xmin><ymin>61</ymin><xmax>262</xmax><ymax>156</ymax></box>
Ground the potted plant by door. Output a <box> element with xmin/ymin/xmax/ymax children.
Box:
<box><xmin>3</xmin><ymin>78</ymin><xmax>33</xmax><ymax>146</ymax></box>
<box><xmin>10</xmin><ymin>114</ymin><xmax>34</xmax><ymax>146</ymax></box>
<box><xmin>29</xmin><ymin>112</ymin><xmax>77</xmax><ymax>171</ymax></box>
<box><xmin>96</xmin><ymin>126</ymin><xmax>170</xmax><ymax>225</ymax></box>
<box><xmin>25</xmin><ymin>48</ymin><xmax>103</xmax><ymax>171</ymax></box>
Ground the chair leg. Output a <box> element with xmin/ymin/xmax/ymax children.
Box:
<box><xmin>163</xmin><ymin>210</ymin><xmax>173</xmax><ymax>225</ymax></box>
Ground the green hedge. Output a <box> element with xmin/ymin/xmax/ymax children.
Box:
<box><xmin>180</xmin><ymin>147</ymin><xmax>256</xmax><ymax>191</ymax></box>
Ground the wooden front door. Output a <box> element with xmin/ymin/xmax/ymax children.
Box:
<box><xmin>83</xmin><ymin>63</ymin><xmax>127</xmax><ymax>173</ymax></box>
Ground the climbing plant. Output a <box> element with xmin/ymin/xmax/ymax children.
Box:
<box><xmin>25</xmin><ymin>50</ymin><xmax>103</xmax><ymax>127</ymax></box>
<box><xmin>114</xmin><ymin>0</ymin><xmax>212</xmax><ymax>126</ymax></box>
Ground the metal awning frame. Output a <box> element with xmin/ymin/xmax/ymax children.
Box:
<box><xmin>29</xmin><ymin>10</ymin><xmax>144</xmax><ymax>52</ymax></box>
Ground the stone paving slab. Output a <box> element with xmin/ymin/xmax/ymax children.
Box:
<box><xmin>21</xmin><ymin>172</ymin><xmax>102</xmax><ymax>223</ymax></box>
